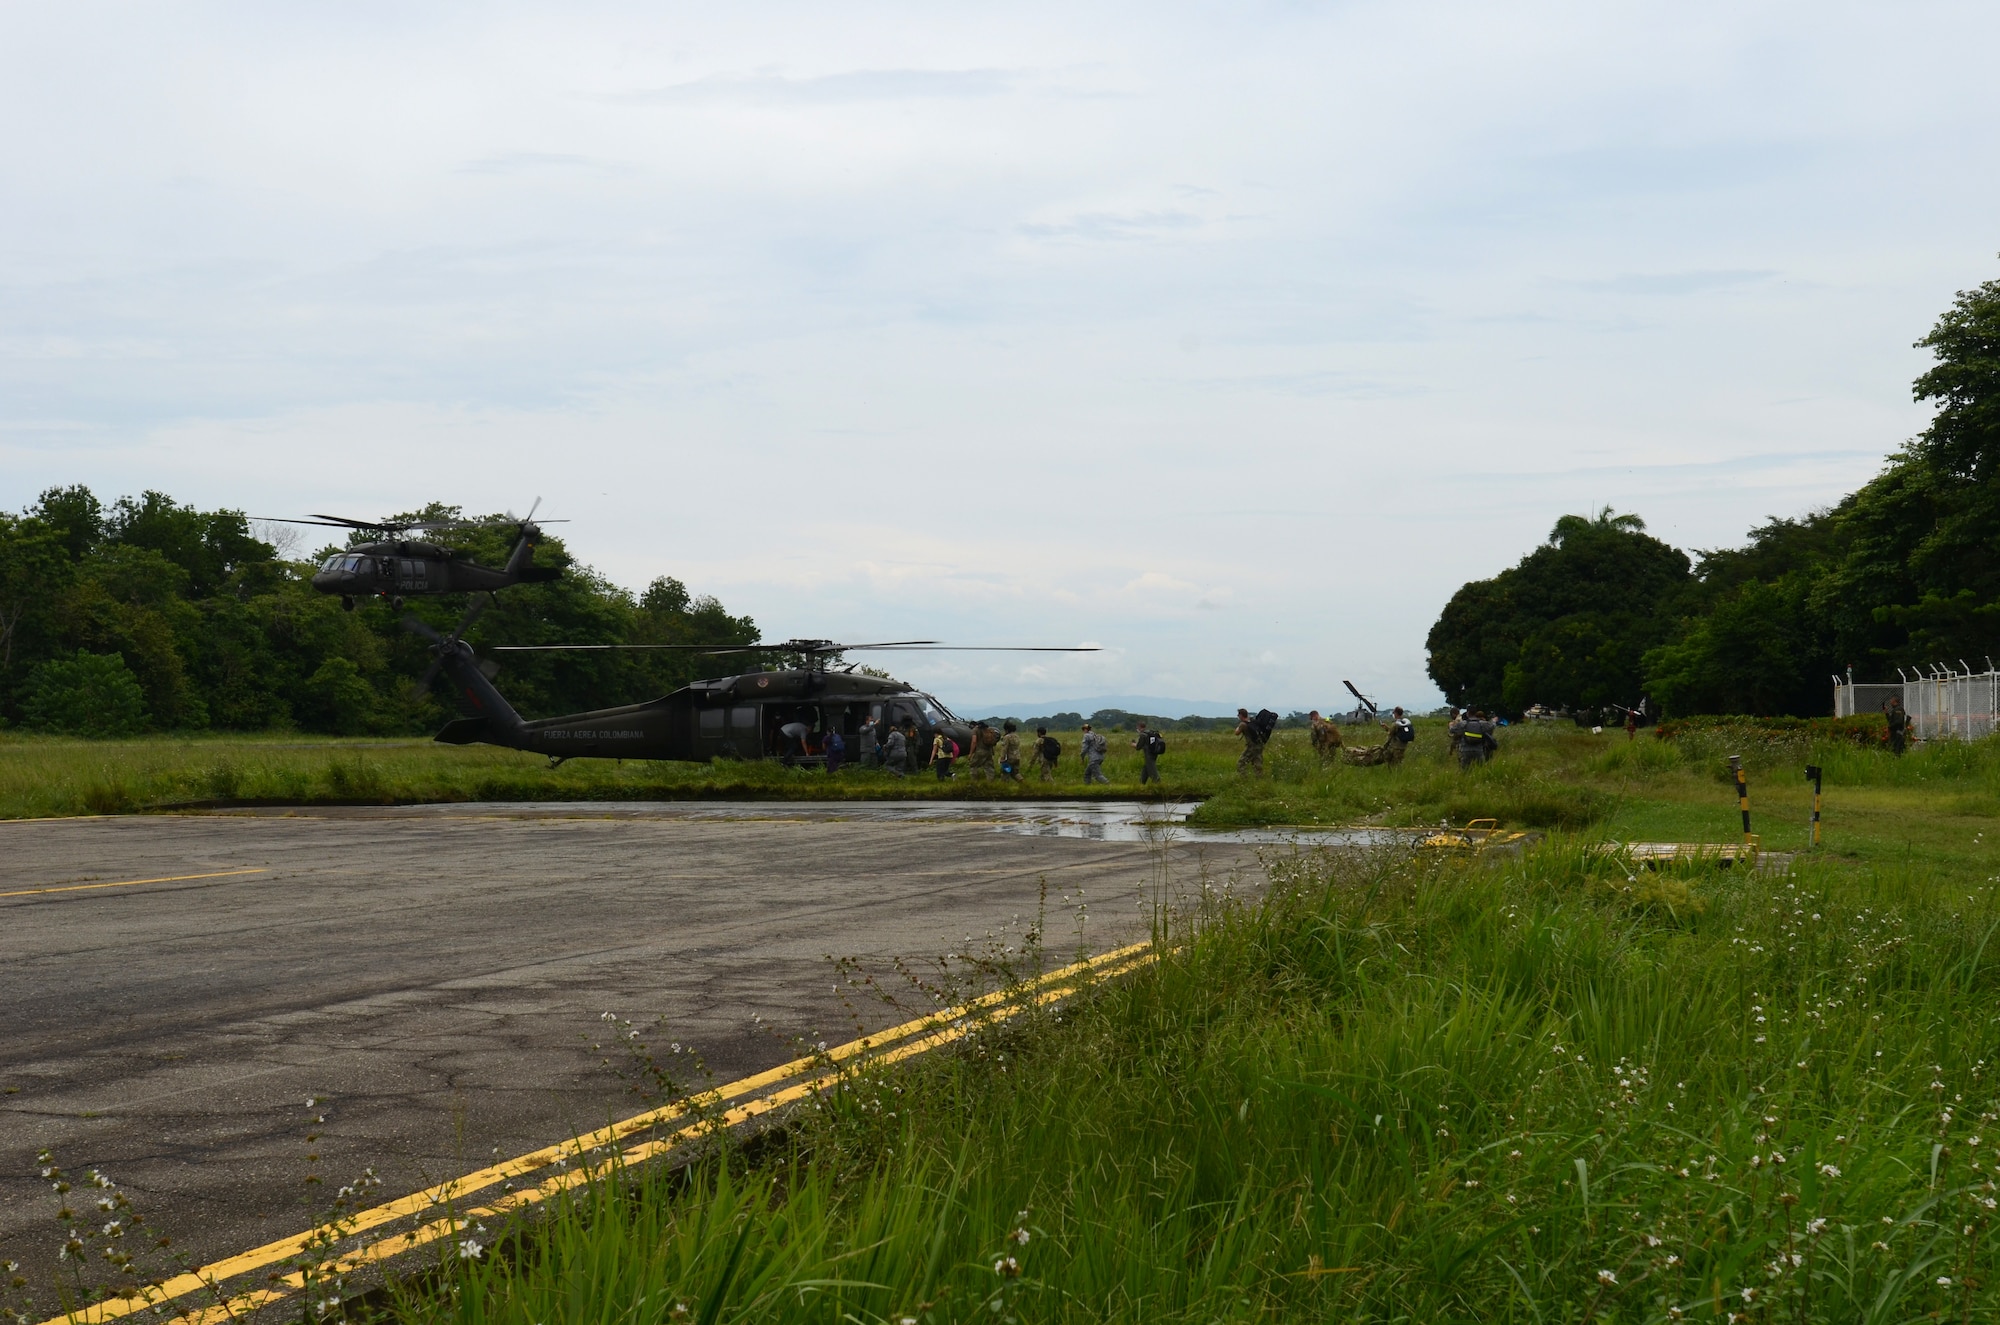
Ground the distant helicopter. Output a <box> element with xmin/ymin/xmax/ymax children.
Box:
<box><xmin>405</xmin><ymin>624</ymin><xmax>1098</xmax><ymax>767</ymax></box>
<box><xmin>258</xmin><ymin>501</ymin><xmax>565</xmax><ymax>610</ymax></box>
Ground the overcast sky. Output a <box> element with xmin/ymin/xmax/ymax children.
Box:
<box><xmin>3</xmin><ymin>2</ymin><xmax>1995</xmax><ymax>712</ymax></box>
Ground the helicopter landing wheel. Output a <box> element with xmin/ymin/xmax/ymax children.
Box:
<box><xmin>391</xmin><ymin>596</ymin><xmax>405</xmax><ymax>610</ymax></box>
<box><xmin>340</xmin><ymin>595</ymin><xmax>355</xmax><ymax>612</ymax></box>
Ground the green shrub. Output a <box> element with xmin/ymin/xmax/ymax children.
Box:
<box><xmin>22</xmin><ymin>650</ymin><xmax>149</xmax><ymax>736</ymax></box>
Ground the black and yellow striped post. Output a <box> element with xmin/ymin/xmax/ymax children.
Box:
<box><xmin>1728</xmin><ymin>755</ymin><xmax>1752</xmax><ymax>844</ymax></box>
<box><xmin>1804</xmin><ymin>764</ymin><xmax>1823</xmax><ymax>848</ymax></box>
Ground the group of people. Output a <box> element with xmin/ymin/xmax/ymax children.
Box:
<box><xmin>1271</xmin><ymin>706</ymin><xmax>1416</xmax><ymax>770</ymax></box>
<box><xmin>815</xmin><ymin>702</ymin><xmax>1513</xmax><ymax>783</ymax></box>
<box><xmin>824</xmin><ymin>713</ymin><xmax>1175</xmax><ymax>784</ymax></box>
<box><xmin>1446</xmin><ymin>709</ymin><xmax>1500</xmax><ymax>769</ymax></box>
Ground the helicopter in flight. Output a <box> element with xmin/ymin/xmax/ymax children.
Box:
<box><xmin>404</xmin><ymin>620</ymin><xmax>1097</xmax><ymax>768</ymax></box>
<box><xmin>258</xmin><ymin>501</ymin><xmax>565</xmax><ymax>610</ymax></box>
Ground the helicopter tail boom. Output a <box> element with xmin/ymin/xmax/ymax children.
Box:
<box><xmin>430</xmin><ymin>638</ymin><xmax>528</xmax><ymax>740</ymax></box>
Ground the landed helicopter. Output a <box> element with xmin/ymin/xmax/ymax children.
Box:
<box><xmin>405</xmin><ymin>621</ymin><xmax>1096</xmax><ymax>767</ymax></box>
<box><xmin>258</xmin><ymin>501</ymin><xmax>565</xmax><ymax>610</ymax></box>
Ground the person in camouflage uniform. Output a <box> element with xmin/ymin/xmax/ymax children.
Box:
<box><xmin>1308</xmin><ymin>709</ymin><xmax>1343</xmax><ymax>761</ymax></box>
<box><xmin>966</xmin><ymin>721</ymin><xmax>998</xmax><ymax>779</ymax></box>
<box><xmin>998</xmin><ymin>721</ymin><xmax>1023</xmax><ymax>782</ymax></box>
<box><xmin>1235</xmin><ymin>708</ymin><xmax>1267</xmax><ymax>775</ymax></box>
<box><xmin>1080</xmin><ymin>722</ymin><xmax>1110</xmax><ymax>784</ymax></box>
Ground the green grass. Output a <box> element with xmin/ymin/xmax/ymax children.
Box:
<box><xmin>6</xmin><ymin>723</ymin><xmax>2000</xmax><ymax>855</ymax></box>
<box><xmin>16</xmin><ymin>725</ymin><xmax>2000</xmax><ymax>1320</ymax></box>
<box><xmin>378</xmin><ymin>831</ymin><xmax>2000</xmax><ymax>1323</ymax></box>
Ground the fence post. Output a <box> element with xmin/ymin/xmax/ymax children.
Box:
<box><xmin>1804</xmin><ymin>764</ymin><xmax>1822</xmax><ymax>849</ymax></box>
<box><xmin>1728</xmin><ymin>755</ymin><xmax>1751</xmax><ymax>845</ymax></box>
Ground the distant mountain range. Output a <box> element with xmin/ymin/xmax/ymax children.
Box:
<box><xmin>947</xmin><ymin>693</ymin><xmax>1243</xmax><ymax>720</ymax></box>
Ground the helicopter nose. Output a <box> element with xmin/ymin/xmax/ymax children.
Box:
<box><xmin>312</xmin><ymin>570</ymin><xmax>351</xmax><ymax>592</ymax></box>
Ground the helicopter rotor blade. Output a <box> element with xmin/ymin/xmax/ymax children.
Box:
<box><xmin>255</xmin><ymin>515</ymin><xmax>390</xmax><ymax>530</ymax></box>
<box><xmin>400</xmin><ymin>613</ymin><xmax>445</xmax><ymax>645</ymax></box>
<box><xmin>489</xmin><ymin>643</ymin><xmax>725</xmax><ymax>651</ymax></box>
<box><xmin>1342</xmin><ymin>679</ymin><xmax>1379</xmax><ymax>715</ymax></box>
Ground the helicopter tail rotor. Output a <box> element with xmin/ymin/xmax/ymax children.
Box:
<box><xmin>407</xmin><ymin>596</ymin><xmax>496</xmax><ymax>692</ymax></box>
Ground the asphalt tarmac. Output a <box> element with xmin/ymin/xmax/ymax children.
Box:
<box><xmin>0</xmin><ymin>803</ymin><xmax>1263</xmax><ymax>1294</ymax></box>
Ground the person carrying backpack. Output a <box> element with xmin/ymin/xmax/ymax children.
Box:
<box><xmin>1035</xmin><ymin>726</ymin><xmax>1060</xmax><ymax>781</ymax></box>
<box><xmin>1079</xmin><ymin>722</ymin><xmax>1110</xmax><ymax>785</ymax></box>
<box><xmin>1235</xmin><ymin>707</ymin><xmax>1275</xmax><ymax>775</ymax></box>
<box><xmin>1132</xmin><ymin>720</ymin><xmax>1167</xmax><ymax>784</ymax></box>
<box><xmin>931</xmin><ymin>730</ymin><xmax>958</xmax><ymax>780</ymax></box>
<box><xmin>1380</xmin><ymin>706</ymin><xmax>1416</xmax><ymax>765</ymax></box>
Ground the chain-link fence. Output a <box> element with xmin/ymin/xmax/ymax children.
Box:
<box><xmin>1834</xmin><ymin>667</ymin><xmax>2000</xmax><ymax>741</ymax></box>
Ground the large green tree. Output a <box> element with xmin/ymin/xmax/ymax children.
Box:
<box><xmin>1426</xmin><ymin>508</ymin><xmax>1690</xmax><ymax>713</ymax></box>
<box><xmin>1433</xmin><ymin>269</ymin><xmax>2000</xmax><ymax>720</ymax></box>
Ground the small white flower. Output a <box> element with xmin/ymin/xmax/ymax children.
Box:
<box><xmin>1818</xmin><ymin>1163</ymin><xmax>1841</xmax><ymax>1178</ymax></box>
<box><xmin>1938</xmin><ymin>1276</ymin><xmax>1953</xmax><ymax>1287</ymax></box>
<box><xmin>1645</xmin><ymin>1235</ymin><xmax>1661</xmax><ymax>1247</ymax></box>
<box><xmin>1011</xmin><ymin>1228</ymin><xmax>1030</xmax><ymax>1245</ymax></box>
<box><xmin>1597</xmin><ymin>1269</ymin><xmax>1617</xmax><ymax>1285</ymax></box>
<box><xmin>458</xmin><ymin>1239</ymin><xmax>484</xmax><ymax>1260</ymax></box>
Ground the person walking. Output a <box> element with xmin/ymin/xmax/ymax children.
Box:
<box><xmin>931</xmin><ymin>729</ymin><xmax>957</xmax><ymax>780</ymax></box>
<box><xmin>1080</xmin><ymin>722</ymin><xmax>1109</xmax><ymax>784</ymax></box>
<box><xmin>1133</xmin><ymin>720</ymin><xmax>1165</xmax><ymax>784</ymax></box>
<box><xmin>1448</xmin><ymin>708</ymin><xmax>1471</xmax><ymax>769</ymax></box>
<box><xmin>1308</xmin><ymin>709</ymin><xmax>1342</xmax><ymax>761</ymax></box>
<box><xmin>998</xmin><ymin>721</ymin><xmax>1023</xmax><ymax>782</ymax></box>
<box><xmin>1234</xmin><ymin>707</ymin><xmax>1268</xmax><ymax>775</ymax></box>
<box><xmin>858</xmin><ymin>713</ymin><xmax>881</xmax><ymax>768</ymax></box>
<box><xmin>1381</xmin><ymin>706</ymin><xmax>1415</xmax><ymax>765</ymax></box>
<box><xmin>1034</xmin><ymin>726</ymin><xmax>1058</xmax><ymax>781</ymax></box>
<box><xmin>1885</xmin><ymin>695</ymin><xmax>1910</xmax><ymax>756</ymax></box>
<box><xmin>966</xmin><ymin>721</ymin><xmax>998</xmax><ymax>779</ymax></box>
<box><xmin>883</xmin><ymin>722</ymin><xmax>908</xmax><ymax>776</ymax></box>
<box><xmin>822</xmin><ymin>726</ymin><xmax>846</xmax><ymax>774</ymax></box>
<box><xmin>1455</xmin><ymin>710</ymin><xmax>1495</xmax><ymax>767</ymax></box>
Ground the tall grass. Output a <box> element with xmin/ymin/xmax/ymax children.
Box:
<box><xmin>388</xmin><ymin>841</ymin><xmax>2000</xmax><ymax>1323</ymax></box>
<box><xmin>5</xmin><ymin>724</ymin><xmax>1996</xmax><ymax>839</ymax></box>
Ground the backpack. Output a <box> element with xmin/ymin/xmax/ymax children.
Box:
<box><xmin>1252</xmin><ymin>709</ymin><xmax>1279</xmax><ymax>742</ymax></box>
<box><xmin>1041</xmin><ymin>736</ymin><xmax>1061</xmax><ymax>762</ymax></box>
<box><xmin>1393</xmin><ymin>717</ymin><xmax>1415</xmax><ymax>743</ymax></box>
<box><xmin>1145</xmin><ymin>732</ymin><xmax>1167</xmax><ymax>756</ymax></box>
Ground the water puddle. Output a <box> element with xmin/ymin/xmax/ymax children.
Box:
<box><xmin>213</xmin><ymin>798</ymin><xmax>1410</xmax><ymax>847</ymax></box>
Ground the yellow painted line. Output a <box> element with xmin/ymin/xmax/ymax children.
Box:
<box><xmin>0</xmin><ymin>868</ymin><xmax>265</xmax><ymax>900</ymax></box>
<box><xmin>41</xmin><ymin>940</ymin><xmax>1158</xmax><ymax>1325</ymax></box>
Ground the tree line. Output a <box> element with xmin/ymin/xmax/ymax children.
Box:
<box><xmin>1427</xmin><ymin>270</ymin><xmax>2000</xmax><ymax>719</ymax></box>
<box><xmin>0</xmin><ymin>490</ymin><xmax>758</xmax><ymax>735</ymax></box>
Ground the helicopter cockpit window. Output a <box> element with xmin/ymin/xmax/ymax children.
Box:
<box><xmin>918</xmin><ymin>695</ymin><xmax>958</xmax><ymax>725</ymax></box>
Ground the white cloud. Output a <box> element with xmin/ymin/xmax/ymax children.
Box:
<box><xmin>0</xmin><ymin>0</ymin><xmax>1994</xmax><ymax>710</ymax></box>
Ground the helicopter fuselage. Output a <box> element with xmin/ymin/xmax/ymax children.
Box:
<box><xmin>432</xmin><ymin>660</ymin><xmax>972</xmax><ymax>766</ymax></box>
<box><xmin>311</xmin><ymin>539</ymin><xmax>558</xmax><ymax>602</ymax></box>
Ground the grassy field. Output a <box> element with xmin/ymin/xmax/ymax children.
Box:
<box><xmin>11</xmin><ymin>726</ymin><xmax>2000</xmax><ymax>1321</ymax></box>
<box><xmin>3</xmin><ymin>719</ymin><xmax>1995</xmax><ymax>854</ymax></box>
<box><xmin>366</xmin><ymin>791</ymin><xmax>2000</xmax><ymax>1322</ymax></box>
